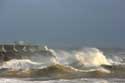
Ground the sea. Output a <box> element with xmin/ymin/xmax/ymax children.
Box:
<box><xmin>0</xmin><ymin>46</ymin><xmax>125</xmax><ymax>83</ymax></box>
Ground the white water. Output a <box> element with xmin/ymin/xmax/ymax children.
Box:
<box><xmin>0</xmin><ymin>47</ymin><xmax>124</xmax><ymax>82</ymax></box>
<box><xmin>0</xmin><ymin>48</ymin><xmax>113</xmax><ymax>71</ymax></box>
<box><xmin>56</xmin><ymin>48</ymin><xmax>111</xmax><ymax>67</ymax></box>
<box><xmin>0</xmin><ymin>47</ymin><xmax>60</xmax><ymax>70</ymax></box>
<box><xmin>1</xmin><ymin>59</ymin><xmax>45</xmax><ymax>70</ymax></box>
<box><xmin>0</xmin><ymin>78</ymin><xmax>125</xmax><ymax>83</ymax></box>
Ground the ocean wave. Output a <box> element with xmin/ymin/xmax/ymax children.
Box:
<box><xmin>55</xmin><ymin>48</ymin><xmax>111</xmax><ymax>68</ymax></box>
<box><xmin>0</xmin><ymin>63</ymin><xmax>111</xmax><ymax>78</ymax></box>
<box><xmin>0</xmin><ymin>46</ymin><xmax>125</xmax><ymax>79</ymax></box>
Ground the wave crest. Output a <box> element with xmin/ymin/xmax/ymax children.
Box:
<box><xmin>56</xmin><ymin>48</ymin><xmax>111</xmax><ymax>67</ymax></box>
<box><xmin>0</xmin><ymin>47</ymin><xmax>125</xmax><ymax>79</ymax></box>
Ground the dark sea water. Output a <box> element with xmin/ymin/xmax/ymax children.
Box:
<box><xmin>0</xmin><ymin>45</ymin><xmax>125</xmax><ymax>83</ymax></box>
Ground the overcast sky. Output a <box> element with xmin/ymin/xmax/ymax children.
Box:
<box><xmin>0</xmin><ymin>0</ymin><xmax>124</xmax><ymax>48</ymax></box>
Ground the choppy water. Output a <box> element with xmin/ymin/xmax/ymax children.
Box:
<box><xmin>0</xmin><ymin>78</ymin><xmax>125</xmax><ymax>83</ymax></box>
<box><xmin>0</xmin><ymin>46</ymin><xmax>125</xmax><ymax>83</ymax></box>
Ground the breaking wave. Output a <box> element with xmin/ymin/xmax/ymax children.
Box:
<box><xmin>56</xmin><ymin>48</ymin><xmax>111</xmax><ymax>67</ymax></box>
<box><xmin>0</xmin><ymin>46</ymin><xmax>125</xmax><ymax>79</ymax></box>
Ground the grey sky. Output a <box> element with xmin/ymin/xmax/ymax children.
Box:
<box><xmin>0</xmin><ymin>0</ymin><xmax>124</xmax><ymax>48</ymax></box>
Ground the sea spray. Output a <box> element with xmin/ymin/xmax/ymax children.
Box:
<box><xmin>0</xmin><ymin>47</ymin><xmax>125</xmax><ymax>78</ymax></box>
<box><xmin>56</xmin><ymin>48</ymin><xmax>111</xmax><ymax>67</ymax></box>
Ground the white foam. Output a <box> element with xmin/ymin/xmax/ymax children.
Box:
<box><xmin>1</xmin><ymin>59</ymin><xmax>46</xmax><ymax>70</ymax></box>
<box><xmin>56</xmin><ymin>48</ymin><xmax>111</xmax><ymax>67</ymax></box>
<box><xmin>0</xmin><ymin>47</ymin><xmax>59</xmax><ymax>70</ymax></box>
<box><xmin>74</xmin><ymin>48</ymin><xmax>111</xmax><ymax>66</ymax></box>
<box><xmin>0</xmin><ymin>78</ymin><xmax>109</xmax><ymax>83</ymax></box>
<box><xmin>0</xmin><ymin>47</ymin><xmax>112</xmax><ymax>71</ymax></box>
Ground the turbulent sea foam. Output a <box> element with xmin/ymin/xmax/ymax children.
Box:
<box><xmin>0</xmin><ymin>45</ymin><xmax>125</xmax><ymax>83</ymax></box>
